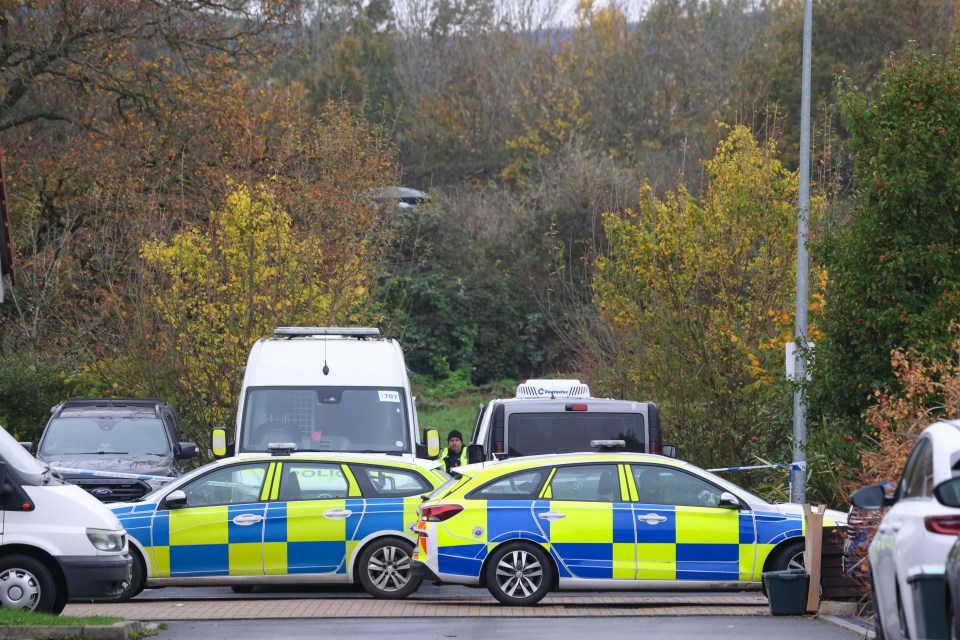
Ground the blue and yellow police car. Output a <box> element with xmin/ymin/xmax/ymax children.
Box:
<box><xmin>411</xmin><ymin>452</ymin><xmax>846</xmax><ymax>605</ymax></box>
<box><xmin>110</xmin><ymin>446</ymin><xmax>448</xmax><ymax>600</ymax></box>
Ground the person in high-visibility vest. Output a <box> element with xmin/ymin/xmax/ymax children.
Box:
<box><xmin>440</xmin><ymin>430</ymin><xmax>468</xmax><ymax>473</ymax></box>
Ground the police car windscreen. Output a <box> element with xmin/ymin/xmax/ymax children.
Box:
<box><xmin>241</xmin><ymin>387</ymin><xmax>410</xmax><ymax>454</ymax></box>
<box><xmin>507</xmin><ymin>413</ymin><xmax>645</xmax><ymax>457</ymax></box>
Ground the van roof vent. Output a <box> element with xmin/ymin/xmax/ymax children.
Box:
<box><xmin>516</xmin><ymin>379</ymin><xmax>591</xmax><ymax>399</ymax></box>
<box><xmin>273</xmin><ymin>327</ymin><xmax>380</xmax><ymax>338</ymax></box>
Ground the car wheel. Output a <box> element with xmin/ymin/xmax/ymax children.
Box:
<box><xmin>948</xmin><ymin>598</ymin><xmax>958</xmax><ymax>640</ymax></box>
<box><xmin>117</xmin><ymin>548</ymin><xmax>146</xmax><ymax>602</ymax></box>
<box><xmin>485</xmin><ymin>541</ymin><xmax>553</xmax><ymax>606</ymax></box>
<box><xmin>0</xmin><ymin>554</ymin><xmax>59</xmax><ymax>613</ymax></box>
<box><xmin>871</xmin><ymin>570</ymin><xmax>886</xmax><ymax>640</ymax></box>
<box><xmin>230</xmin><ymin>585</ymin><xmax>254</xmax><ymax>594</ymax></box>
<box><xmin>772</xmin><ymin>540</ymin><xmax>806</xmax><ymax>571</ymax></box>
<box><xmin>358</xmin><ymin>538</ymin><xmax>421</xmax><ymax>599</ymax></box>
<box><xmin>761</xmin><ymin>539</ymin><xmax>806</xmax><ymax>596</ymax></box>
<box><xmin>897</xmin><ymin>586</ymin><xmax>911</xmax><ymax>640</ymax></box>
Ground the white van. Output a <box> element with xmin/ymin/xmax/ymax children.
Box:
<box><xmin>213</xmin><ymin>327</ymin><xmax>439</xmax><ymax>459</ymax></box>
<box><xmin>0</xmin><ymin>424</ymin><xmax>130</xmax><ymax>613</ymax></box>
<box><xmin>467</xmin><ymin>379</ymin><xmax>673</xmax><ymax>462</ymax></box>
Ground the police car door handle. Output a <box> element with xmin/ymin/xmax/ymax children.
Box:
<box><xmin>538</xmin><ymin>511</ymin><xmax>566</xmax><ymax>521</ymax></box>
<box><xmin>324</xmin><ymin>508</ymin><xmax>353</xmax><ymax>519</ymax></box>
<box><xmin>232</xmin><ymin>514</ymin><xmax>263</xmax><ymax>526</ymax></box>
<box><xmin>637</xmin><ymin>513</ymin><xmax>667</xmax><ymax>524</ymax></box>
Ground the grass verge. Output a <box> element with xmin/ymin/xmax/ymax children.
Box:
<box><xmin>0</xmin><ymin>608</ymin><xmax>123</xmax><ymax>626</ymax></box>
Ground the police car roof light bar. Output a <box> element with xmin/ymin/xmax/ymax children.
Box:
<box><xmin>273</xmin><ymin>327</ymin><xmax>380</xmax><ymax>338</ymax></box>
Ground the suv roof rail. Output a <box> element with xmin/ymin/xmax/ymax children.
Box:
<box><xmin>55</xmin><ymin>398</ymin><xmax>164</xmax><ymax>418</ymax></box>
<box><xmin>273</xmin><ymin>327</ymin><xmax>380</xmax><ymax>339</ymax></box>
<box><xmin>515</xmin><ymin>379</ymin><xmax>591</xmax><ymax>399</ymax></box>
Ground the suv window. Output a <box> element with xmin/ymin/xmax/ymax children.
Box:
<box><xmin>900</xmin><ymin>437</ymin><xmax>934</xmax><ymax>499</ymax></box>
<box><xmin>38</xmin><ymin>416</ymin><xmax>171</xmax><ymax>457</ymax></box>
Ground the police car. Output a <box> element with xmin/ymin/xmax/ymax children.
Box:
<box><xmin>411</xmin><ymin>452</ymin><xmax>846</xmax><ymax>605</ymax></box>
<box><xmin>110</xmin><ymin>447</ymin><xmax>448</xmax><ymax>600</ymax></box>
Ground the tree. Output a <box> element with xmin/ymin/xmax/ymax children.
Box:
<box><xmin>140</xmin><ymin>176</ymin><xmax>388</xmax><ymax>444</ymax></box>
<box><xmin>810</xmin><ymin>40</ymin><xmax>960</xmax><ymax>439</ymax></box>
<box><xmin>593</xmin><ymin>124</ymin><xmax>811</xmax><ymax>468</ymax></box>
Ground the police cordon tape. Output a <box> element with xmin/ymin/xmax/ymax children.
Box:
<box><xmin>51</xmin><ymin>466</ymin><xmax>177</xmax><ymax>485</ymax></box>
<box><xmin>707</xmin><ymin>462</ymin><xmax>806</xmax><ymax>473</ymax></box>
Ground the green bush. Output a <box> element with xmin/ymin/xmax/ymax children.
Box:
<box><xmin>0</xmin><ymin>362</ymin><xmax>65</xmax><ymax>442</ymax></box>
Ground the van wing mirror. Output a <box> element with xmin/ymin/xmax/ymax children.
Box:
<box><xmin>211</xmin><ymin>427</ymin><xmax>233</xmax><ymax>458</ymax></box>
<box><xmin>424</xmin><ymin>428</ymin><xmax>440</xmax><ymax>459</ymax></box>
<box><xmin>467</xmin><ymin>443</ymin><xmax>485</xmax><ymax>464</ymax></box>
<box><xmin>662</xmin><ymin>444</ymin><xmax>677</xmax><ymax>458</ymax></box>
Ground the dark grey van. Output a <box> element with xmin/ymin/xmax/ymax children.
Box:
<box><xmin>467</xmin><ymin>380</ymin><xmax>673</xmax><ymax>462</ymax></box>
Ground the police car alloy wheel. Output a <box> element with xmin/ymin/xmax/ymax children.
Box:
<box><xmin>0</xmin><ymin>554</ymin><xmax>60</xmax><ymax>613</ymax></box>
<box><xmin>359</xmin><ymin>538</ymin><xmax>421</xmax><ymax>599</ymax></box>
<box><xmin>485</xmin><ymin>542</ymin><xmax>553</xmax><ymax>606</ymax></box>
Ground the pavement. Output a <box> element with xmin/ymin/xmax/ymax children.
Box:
<box><xmin>2</xmin><ymin>593</ymin><xmax>875</xmax><ymax>639</ymax></box>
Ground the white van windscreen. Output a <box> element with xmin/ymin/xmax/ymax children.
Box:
<box><xmin>240</xmin><ymin>387</ymin><xmax>410</xmax><ymax>454</ymax></box>
<box><xmin>507</xmin><ymin>413</ymin><xmax>645</xmax><ymax>457</ymax></box>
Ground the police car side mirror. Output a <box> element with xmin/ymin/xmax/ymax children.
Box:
<box><xmin>163</xmin><ymin>490</ymin><xmax>187</xmax><ymax>509</ymax></box>
<box><xmin>467</xmin><ymin>444</ymin><xmax>485</xmax><ymax>464</ymax></box>
<box><xmin>718</xmin><ymin>492</ymin><xmax>741</xmax><ymax>509</ymax></box>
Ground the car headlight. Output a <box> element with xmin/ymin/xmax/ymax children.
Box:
<box><xmin>87</xmin><ymin>528</ymin><xmax>124</xmax><ymax>552</ymax></box>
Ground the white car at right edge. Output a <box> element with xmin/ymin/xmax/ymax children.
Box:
<box><xmin>851</xmin><ymin>419</ymin><xmax>960</xmax><ymax>640</ymax></box>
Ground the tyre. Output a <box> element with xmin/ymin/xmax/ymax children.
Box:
<box><xmin>761</xmin><ymin>540</ymin><xmax>805</xmax><ymax>597</ymax></box>
<box><xmin>117</xmin><ymin>548</ymin><xmax>146</xmax><ymax>602</ymax></box>
<box><xmin>771</xmin><ymin>540</ymin><xmax>806</xmax><ymax>571</ymax></box>
<box><xmin>947</xmin><ymin>598</ymin><xmax>957</xmax><ymax>640</ymax></box>
<box><xmin>484</xmin><ymin>542</ymin><xmax>553</xmax><ymax>606</ymax></box>
<box><xmin>871</xmin><ymin>570</ymin><xmax>886</xmax><ymax>640</ymax></box>
<box><xmin>231</xmin><ymin>585</ymin><xmax>255</xmax><ymax>594</ymax></box>
<box><xmin>896</xmin><ymin>586</ymin><xmax>911</xmax><ymax>639</ymax></box>
<box><xmin>0</xmin><ymin>554</ymin><xmax>59</xmax><ymax>613</ymax></box>
<box><xmin>358</xmin><ymin>538</ymin><xmax>421</xmax><ymax>599</ymax></box>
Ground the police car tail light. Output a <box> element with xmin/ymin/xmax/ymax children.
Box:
<box><xmin>924</xmin><ymin>514</ymin><xmax>960</xmax><ymax>535</ymax></box>
<box><xmin>421</xmin><ymin>504</ymin><xmax>463</xmax><ymax>522</ymax></box>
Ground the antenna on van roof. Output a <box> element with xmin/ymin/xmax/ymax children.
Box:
<box><xmin>323</xmin><ymin>334</ymin><xmax>330</xmax><ymax>376</ymax></box>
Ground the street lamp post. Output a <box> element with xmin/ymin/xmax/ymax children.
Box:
<box><xmin>791</xmin><ymin>0</ymin><xmax>813</xmax><ymax>504</ymax></box>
